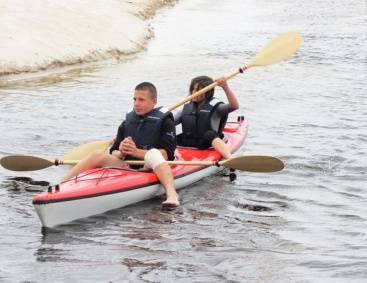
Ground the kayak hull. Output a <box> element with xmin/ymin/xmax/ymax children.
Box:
<box><xmin>33</xmin><ymin>118</ymin><xmax>249</xmax><ymax>227</ymax></box>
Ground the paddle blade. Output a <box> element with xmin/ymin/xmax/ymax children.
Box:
<box><xmin>0</xmin><ymin>155</ymin><xmax>54</xmax><ymax>171</ymax></box>
<box><xmin>221</xmin><ymin>155</ymin><xmax>284</xmax><ymax>173</ymax></box>
<box><xmin>61</xmin><ymin>139</ymin><xmax>113</xmax><ymax>160</ymax></box>
<box><xmin>245</xmin><ymin>31</ymin><xmax>302</xmax><ymax>68</ymax></box>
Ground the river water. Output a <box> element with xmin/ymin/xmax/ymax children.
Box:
<box><xmin>0</xmin><ymin>0</ymin><xmax>366</xmax><ymax>282</ymax></box>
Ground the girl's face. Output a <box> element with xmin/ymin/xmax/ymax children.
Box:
<box><xmin>191</xmin><ymin>83</ymin><xmax>206</xmax><ymax>103</ymax></box>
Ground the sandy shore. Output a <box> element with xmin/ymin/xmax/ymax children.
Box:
<box><xmin>0</xmin><ymin>0</ymin><xmax>177</xmax><ymax>80</ymax></box>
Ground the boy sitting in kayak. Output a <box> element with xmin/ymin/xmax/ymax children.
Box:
<box><xmin>60</xmin><ymin>82</ymin><xmax>179</xmax><ymax>207</ymax></box>
<box><xmin>173</xmin><ymin>76</ymin><xmax>239</xmax><ymax>160</ymax></box>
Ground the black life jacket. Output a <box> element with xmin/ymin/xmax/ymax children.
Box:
<box><xmin>181</xmin><ymin>97</ymin><xmax>227</xmax><ymax>147</ymax></box>
<box><xmin>123</xmin><ymin>106</ymin><xmax>173</xmax><ymax>160</ymax></box>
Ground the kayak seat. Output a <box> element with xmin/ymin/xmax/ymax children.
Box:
<box><xmin>223</xmin><ymin>122</ymin><xmax>240</xmax><ymax>132</ymax></box>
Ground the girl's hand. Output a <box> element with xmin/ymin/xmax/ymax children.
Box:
<box><xmin>215</xmin><ymin>76</ymin><xmax>228</xmax><ymax>88</ymax></box>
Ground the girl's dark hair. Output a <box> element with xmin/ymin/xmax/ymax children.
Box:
<box><xmin>189</xmin><ymin>76</ymin><xmax>214</xmax><ymax>99</ymax></box>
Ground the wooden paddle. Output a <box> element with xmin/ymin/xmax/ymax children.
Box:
<box><xmin>31</xmin><ymin>31</ymin><xmax>300</xmax><ymax>161</ymax></box>
<box><xmin>1</xmin><ymin>31</ymin><xmax>300</xmax><ymax>165</ymax></box>
<box><xmin>126</xmin><ymin>156</ymin><xmax>284</xmax><ymax>173</ymax></box>
<box><xmin>0</xmin><ymin>155</ymin><xmax>284</xmax><ymax>173</ymax></box>
<box><xmin>168</xmin><ymin>30</ymin><xmax>302</xmax><ymax>111</ymax></box>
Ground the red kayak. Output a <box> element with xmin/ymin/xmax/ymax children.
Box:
<box><xmin>32</xmin><ymin>117</ymin><xmax>249</xmax><ymax>227</ymax></box>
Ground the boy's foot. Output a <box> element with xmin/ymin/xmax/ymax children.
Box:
<box><xmin>162</xmin><ymin>194</ymin><xmax>180</xmax><ymax>208</ymax></box>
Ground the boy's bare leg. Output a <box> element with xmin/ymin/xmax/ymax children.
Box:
<box><xmin>60</xmin><ymin>150</ymin><xmax>123</xmax><ymax>183</ymax></box>
<box><xmin>153</xmin><ymin>163</ymin><xmax>179</xmax><ymax>207</ymax></box>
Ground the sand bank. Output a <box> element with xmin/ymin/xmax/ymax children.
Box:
<box><xmin>0</xmin><ymin>0</ymin><xmax>177</xmax><ymax>79</ymax></box>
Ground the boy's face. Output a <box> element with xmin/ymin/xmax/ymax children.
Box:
<box><xmin>133</xmin><ymin>89</ymin><xmax>157</xmax><ymax>115</ymax></box>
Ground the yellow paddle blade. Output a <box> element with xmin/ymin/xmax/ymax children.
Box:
<box><xmin>0</xmin><ymin>155</ymin><xmax>54</xmax><ymax>171</ymax></box>
<box><xmin>219</xmin><ymin>155</ymin><xmax>284</xmax><ymax>173</ymax></box>
<box><xmin>246</xmin><ymin>31</ymin><xmax>302</xmax><ymax>68</ymax></box>
<box><xmin>61</xmin><ymin>139</ymin><xmax>113</xmax><ymax>160</ymax></box>
<box><xmin>0</xmin><ymin>140</ymin><xmax>113</xmax><ymax>171</ymax></box>
<box><xmin>0</xmin><ymin>155</ymin><xmax>81</xmax><ymax>171</ymax></box>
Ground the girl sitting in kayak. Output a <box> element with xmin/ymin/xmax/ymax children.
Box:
<box><xmin>173</xmin><ymin>76</ymin><xmax>239</xmax><ymax>160</ymax></box>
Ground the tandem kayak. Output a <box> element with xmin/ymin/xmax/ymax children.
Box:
<box><xmin>32</xmin><ymin>117</ymin><xmax>249</xmax><ymax>227</ymax></box>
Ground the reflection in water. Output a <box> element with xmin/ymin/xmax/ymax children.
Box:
<box><xmin>2</xmin><ymin>176</ymin><xmax>49</xmax><ymax>194</ymax></box>
<box><xmin>1</xmin><ymin>65</ymin><xmax>97</xmax><ymax>88</ymax></box>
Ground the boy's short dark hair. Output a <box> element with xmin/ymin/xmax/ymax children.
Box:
<box><xmin>135</xmin><ymin>82</ymin><xmax>157</xmax><ymax>99</ymax></box>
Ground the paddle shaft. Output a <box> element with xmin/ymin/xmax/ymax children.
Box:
<box><xmin>168</xmin><ymin>68</ymin><xmax>244</xmax><ymax>111</ymax></box>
